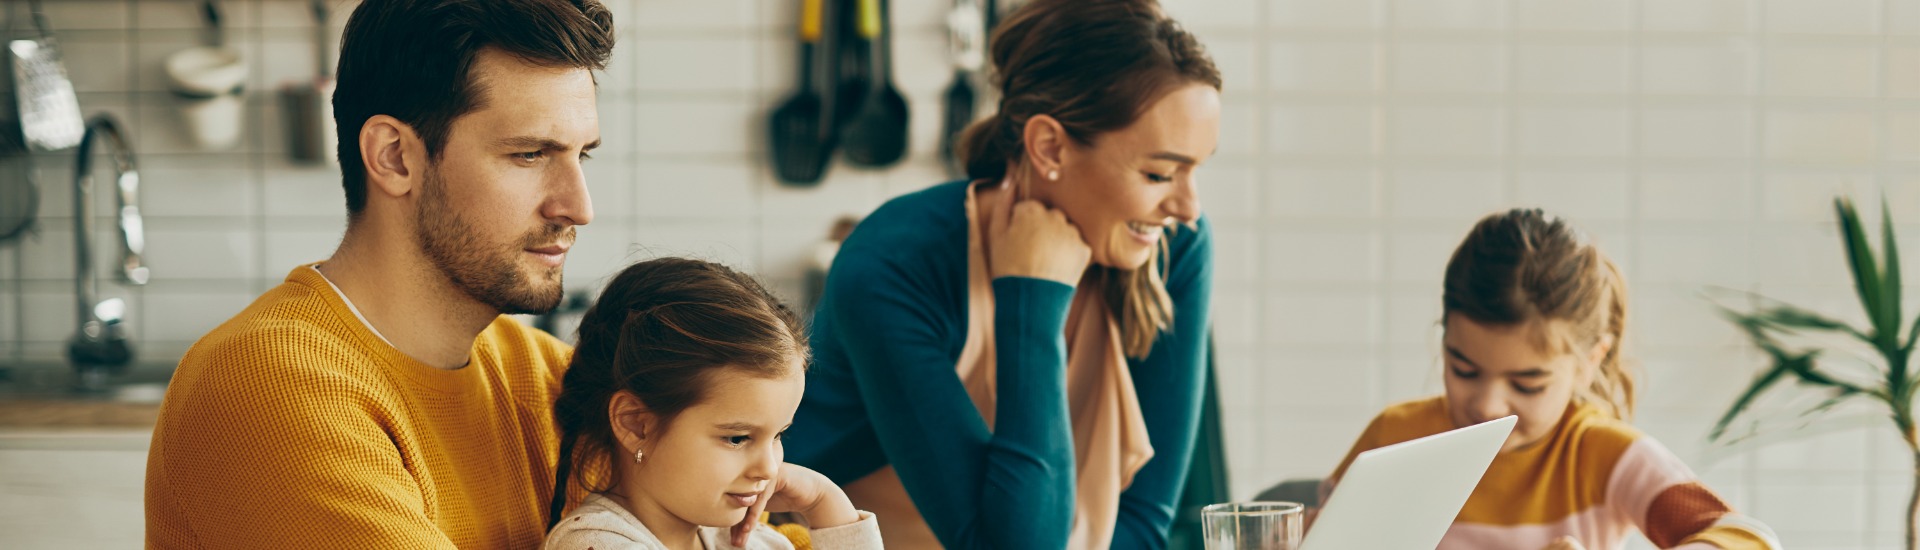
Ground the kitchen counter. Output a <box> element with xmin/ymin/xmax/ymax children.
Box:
<box><xmin>0</xmin><ymin>400</ymin><xmax>162</xmax><ymax>430</ymax></box>
<box><xmin>0</xmin><ymin>362</ymin><xmax>175</xmax><ymax>431</ymax></box>
<box><xmin>0</xmin><ymin>363</ymin><xmax>167</xmax><ymax>550</ymax></box>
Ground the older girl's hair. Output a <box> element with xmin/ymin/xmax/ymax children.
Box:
<box><xmin>957</xmin><ymin>0</ymin><xmax>1220</xmax><ymax>358</ymax></box>
<box><xmin>1442</xmin><ymin>209</ymin><xmax>1635</xmax><ymax>420</ymax></box>
<box><xmin>546</xmin><ymin>258</ymin><xmax>806</xmax><ymax>527</ymax></box>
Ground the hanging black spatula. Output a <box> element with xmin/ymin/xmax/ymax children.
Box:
<box><xmin>841</xmin><ymin>0</ymin><xmax>909</xmax><ymax>168</ymax></box>
<box><xmin>770</xmin><ymin>0</ymin><xmax>832</xmax><ymax>186</ymax></box>
<box><xmin>940</xmin><ymin>0</ymin><xmax>984</xmax><ymax>177</ymax></box>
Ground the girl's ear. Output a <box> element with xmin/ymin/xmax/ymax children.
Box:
<box><xmin>1587</xmin><ymin>333</ymin><xmax>1615</xmax><ymax>368</ymax></box>
<box><xmin>608</xmin><ymin>391</ymin><xmax>656</xmax><ymax>456</ymax></box>
<box><xmin>1574</xmin><ymin>333</ymin><xmax>1615</xmax><ymax>389</ymax></box>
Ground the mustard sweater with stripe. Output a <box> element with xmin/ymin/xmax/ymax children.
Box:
<box><xmin>146</xmin><ymin>264</ymin><xmax>573</xmax><ymax>549</ymax></box>
<box><xmin>1327</xmin><ymin>398</ymin><xmax>1779</xmax><ymax>550</ymax></box>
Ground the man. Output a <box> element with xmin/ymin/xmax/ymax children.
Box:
<box><xmin>146</xmin><ymin>1</ymin><xmax>613</xmax><ymax>547</ymax></box>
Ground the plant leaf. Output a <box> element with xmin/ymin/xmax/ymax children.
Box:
<box><xmin>1882</xmin><ymin>196</ymin><xmax>1902</xmax><ymax>346</ymax></box>
<box><xmin>1903</xmin><ymin>308</ymin><xmax>1920</xmax><ymax>358</ymax></box>
<box><xmin>1799</xmin><ymin>388</ymin><xmax>1864</xmax><ymax>418</ymax></box>
<box><xmin>1884</xmin><ymin>195</ymin><xmax>1913</xmax><ymax>403</ymax></box>
<box><xmin>1705</xmin><ymin>287</ymin><xmax>1874</xmax><ymax>343</ymax></box>
<box><xmin>1712</xmin><ymin>362</ymin><xmax>1793</xmax><ymax>442</ymax></box>
<box><xmin>1780</xmin><ymin>352</ymin><xmax>1872</xmax><ymax>397</ymax></box>
<box><xmin>1700</xmin><ymin>412</ymin><xmax>1887</xmax><ymax>468</ymax></box>
<box><xmin>1836</xmin><ymin>197</ymin><xmax>1887</xmax><ymax>343</ymax></box>
<box><xmin>1722</xmin><ymin>311</ymin><xmax>1876</xmax><ymax>397</ymax></box>
<box><xmin>1731</xmin><ymin>304</ymin><xmax>1872</xmax><ymax>343</ymax></box>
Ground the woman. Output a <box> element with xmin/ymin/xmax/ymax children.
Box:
<box><xmin>785</xmin><ymin>0</ymin><xmax>1221</xmax><ymax>547</ymax></box>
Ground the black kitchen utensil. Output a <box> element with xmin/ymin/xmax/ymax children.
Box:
<box><xmin>0</xmin><ymin>153</ymin><xmax>35</xmax><ymax>244</ymax></box>
<box><xmin>940</xmin><ymin>0</ymin><xmax>985</xmax><ymax>177</ymax></box>
<box><xmin>283</xmin><ymin>0</ymin><xmax>333</xmax><ymax>164</ymax></box>
<box><xmin>842</xmin><ymin>0</ymin><xmax>909</xmax><ymax>167</ymax></box>
<box><xmin>831</xmin><ymin>0</ymin><xmax>869</xmax><ymax>134</ymax></box>
<box><xmin>770</xmin><ymin>0</ymin><xmax>832</xmax><ymax>185</ymax></box>
<box><xmin>200</xmin><ymin>1</ymin><xmax>223</xmax><ymax>48</ymax></box>
<box><xmin>939</xmin><ymin>77</ymin><xmax>973</xmax><ymax>175</ymax></box>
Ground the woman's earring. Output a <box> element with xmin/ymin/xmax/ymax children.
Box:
<box><xmin>1047</xmin><ymin>170</ymin><xmax>1060</xmax><ymax>181</ymax></box>
<box><xmin>634</xmin><ymin>448</ymin><xmax>644</xmax><ymax>464</ymax></box>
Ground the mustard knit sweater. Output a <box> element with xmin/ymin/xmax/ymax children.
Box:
<box><xmin>146</xmin><ymin>264</ymin><xmax>574</xmax><ymax>548</ymax></box>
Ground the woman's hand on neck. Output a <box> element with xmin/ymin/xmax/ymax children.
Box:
<box><xmin>978</xmin><ymin>172</ymin><xmax>1093</xmax><ymax>287</ymax></box>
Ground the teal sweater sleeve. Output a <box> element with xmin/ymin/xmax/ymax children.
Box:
<box><xmin>824</xmin><ymin>252</ymin><xmax>1078</xmax><ymax>548</ymax></box>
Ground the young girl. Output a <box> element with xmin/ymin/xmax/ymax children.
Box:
<box><xmin>1323</xmin><ymin>209</ymin><xmax>1780</xmax><ymax>550</ymax></box>
<box><xmin>544</xmin><ymin>258</ymin><xmax>883</xmax><ymax>550</ymax></box>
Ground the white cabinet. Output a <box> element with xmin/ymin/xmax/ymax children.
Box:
<box><xmin>0</xmin><ymin>431</ymin><xmax>151</xmax><ymax>549</ymax></box>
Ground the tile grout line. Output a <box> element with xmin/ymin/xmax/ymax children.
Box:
<box><xmin>1501</xmin><ymin>0</ymin><xmax>1518</xmax><ymax>207</ymax></box>
<box><xmin>1247</xmin><ymin>0</ymin><xmax>1273</xmax><ymax>496</ymax></box>
<box><xmin>1744</xmin><ymin>0</ymin><xmax>1769</xmax><ymax>519</ymax></box>
<box><xmin>251</xmin><ymin>0</ymin><xmax>270</xmax><ymax>297</ymax></box>
<box><xmin>1371</xmin><ymin>0</ymin><xmax>1397</xmax><ymax>417</ymax></box>
<box><xmin>1627</xmin><ymin>0</ymin><xmax>1644</xmax><ymax>282</ymax></box>
<box><xmin>1867</xmin><ymin>0</ymin><xmax>1893</xmax><ymax>541</ymax></box>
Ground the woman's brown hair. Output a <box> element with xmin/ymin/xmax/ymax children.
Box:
<box><xmin>957</xmin><ymin>0</ymin><xmax>1220</xmax><ymax>358</ymax></box>
<box><xmin>546</xmin><ymin>258</ymin><xmax>807</xmax><ymax>527</ymax></box>
<box><xmin>1442</xmin><ymin>209</ymin><xmax>1635</xmax><ymax>420</ymax></box>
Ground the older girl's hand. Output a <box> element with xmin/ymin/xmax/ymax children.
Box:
<box><xmin>1543</xmin><ymin>536</ymin><xmax>1587</xmax><ymax>550</ymax></box>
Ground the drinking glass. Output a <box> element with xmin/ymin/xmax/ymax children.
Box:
<box><xmin>1201</xmin><ymin>501</ymin><xmax>1304</xmax><ymax>550</ymax></box>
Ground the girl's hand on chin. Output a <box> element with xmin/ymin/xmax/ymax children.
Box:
<box><xmin>728</xmin><ymin>463</ymin><xmax>861</xmax><ymax>546</ymax></box>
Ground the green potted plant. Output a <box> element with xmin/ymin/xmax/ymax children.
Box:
<box><xmin>1714</xmin><ymin>196</ymin><xmax>1917</xmax><ymax>549</ymax></box>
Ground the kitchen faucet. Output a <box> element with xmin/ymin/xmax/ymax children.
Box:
<box><xmin>68</xmin><ymin>114</ymin><xmax>146</xmax><ymax>391</ymax></box>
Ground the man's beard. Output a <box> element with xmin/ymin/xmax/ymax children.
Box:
<box><xmin>414</xmin><ymin>169</ymin><xmax>570</xmax><ymax>315</ymax></box>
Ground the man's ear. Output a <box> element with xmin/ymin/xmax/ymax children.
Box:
<box><xmin>359</xmin><ymin>114</ymin><xmax>427</xmax><ymax>201</ymax></box>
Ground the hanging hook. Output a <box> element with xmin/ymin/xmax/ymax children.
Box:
<box><xmin>200</xmin><ymin>0</ymin><xmax>225</xmax><ymax>47</ymax></box>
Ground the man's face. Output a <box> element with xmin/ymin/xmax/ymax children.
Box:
<box><xmin>415</xmin><ymin>48</ymin><xmax>599</xmax><ymax>315</ymax></box>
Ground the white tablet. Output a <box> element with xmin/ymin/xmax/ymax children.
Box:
<box><xmin>1301</xmin><ymin>415</ymin><xmax>1517</xmax><ymax>550</ymax></box>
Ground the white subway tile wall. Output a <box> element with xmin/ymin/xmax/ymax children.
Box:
<box><xmin>0</xmin><ymin>0</ymin><xmax>1914</xmax><ymax>548</ymax></box>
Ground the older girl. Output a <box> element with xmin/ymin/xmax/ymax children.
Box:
<box><xmin>1324</xmin><ymin>210</ymin><xmax>1779</xmax><ymax>550</ymax></box>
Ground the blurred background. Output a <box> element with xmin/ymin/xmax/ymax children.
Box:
<box><xmin>0</xmin><ymin>0</ymin><xmax>1916</xmax><ymax>547</ymax></box>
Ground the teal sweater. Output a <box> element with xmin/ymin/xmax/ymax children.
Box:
<box><xmin>787</xmin><ymin>181</ymin><xmax>1214</xmax><ymax>549</ymax></box>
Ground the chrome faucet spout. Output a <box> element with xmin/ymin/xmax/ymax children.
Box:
<box><xmin>69</xmin><ymin>114</ymin><xmax>141</xmax><ymax>390</ymax></box>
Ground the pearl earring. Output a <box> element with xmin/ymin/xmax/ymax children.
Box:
<box><xmin>1047</xmin><ymin>170</ymin><xmax>1060</xmax><ymax>181</ymax></box>
<box><xmin>634</xmin><ymin>448</ymin><xmax>644</xmax><ymax>464</ymax></box>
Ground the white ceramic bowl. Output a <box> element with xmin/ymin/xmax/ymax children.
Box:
<box><xmin>163</xmin><ymin>46</ymin><xmax>247</xmax><ymax>97</ymax></box>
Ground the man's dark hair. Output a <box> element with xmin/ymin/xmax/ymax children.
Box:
<box><xmin>332</xmin><ymin>0</ymin><xmax>615</xmax><ymax>218</ymax></box>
